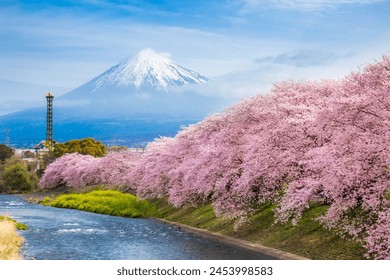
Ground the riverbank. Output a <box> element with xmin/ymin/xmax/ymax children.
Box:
<box><xmin>3</xmin><ymin>194</ymin><xmax>280</xmax><ymax>260</ymax></box>
<box><xmin>154</xmin><ymin>218</ymin><xmax>307</xmax><ymax>260</ymax></box>
<box><xmin>0</xmin><ymin>216</ymin><xmax>25</xmax><ymax>260</ymax></box>
<box><xmin>152</xmin><ymin>199</ymin><xmax>366</xmax><ymax>260</ymax></box>
<box><xmin>37</xmin><ymin>189</ymin><xmax>366</xmax><ymax>259</ymax></box>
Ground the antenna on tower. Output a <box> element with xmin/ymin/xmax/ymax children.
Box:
<box><xmin>46</xmin><ymin>92</ymin><xmax>54</xmax><ymax>150</ymax></box>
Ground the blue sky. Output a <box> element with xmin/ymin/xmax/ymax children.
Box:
<box><xmin>0</xmin><ymin>0</ymin><xmax>389</xmax><ymax>114</ymax></box>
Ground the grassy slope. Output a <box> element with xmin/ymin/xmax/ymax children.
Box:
<box><xmin>153</xmin><ymin>199</ymin><xmax>366</xmax><ymax>260</ymax></box>
<box><xmin>0</xmin><ymin>216</ymin><xmax>26</xmax><ymax>260</ymax></box>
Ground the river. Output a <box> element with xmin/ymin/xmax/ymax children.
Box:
<box><xmin>0</xmin><ymin>195</ymin><xmax>278</xmax><ymax>260</ymax></box>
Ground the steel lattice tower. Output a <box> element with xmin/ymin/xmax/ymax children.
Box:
<box><xmin>46</xmin><ymin>93</ymin><xmax>54</xmax><ymax>149</ymax></box>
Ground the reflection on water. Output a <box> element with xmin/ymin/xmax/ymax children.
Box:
<box><xmin>0</xmin><ymin>195</ymin><xmax>277</xmax><ymax>260</ymax></box>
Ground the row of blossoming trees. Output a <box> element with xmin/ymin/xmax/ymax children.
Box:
<box><xmin>40</xmin><ymin>56</ymin><xmax>390</xmax><ymax>259</ymax></box>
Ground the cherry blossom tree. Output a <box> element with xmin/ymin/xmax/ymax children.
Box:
<box><xmin>40</xmin><ymin>150</ymin><xmax>141</xmax><ymax>189</ymax></box>
<box><xmin>133</xmin><ymin>56</ymin><xmax>389</xmax><ymax>258</ymax></box>
<box><xmin>40</xmin><ymin>153</ymin><xmax>98</xmax><ymax>189</ymax></box>
<box><xmin>277</xmin><ymin>56</ymin><xmax>390</xmax><ymax>259</ymax></box>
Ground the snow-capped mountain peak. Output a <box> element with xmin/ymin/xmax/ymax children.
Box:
<box><xmin>94</xmin><ymin>49</ymin><xmax>208</xmax><ymax>90</ymax></box>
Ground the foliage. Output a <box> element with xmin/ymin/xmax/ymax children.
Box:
<box><xmin>0</xmin><ymin>216</ymin><xmax>28</xmax><ymax>230</ymax></box>
<box><xmin>53</xmin><ymin>138</ymin><xmax>107</xmax><ymax>158</ymax></box>
<box><xmin>41</xmin><ymin>196</ymin><xmax>52</xmax><ymax>206</ymax></box>
<box><xmin>22</xmin><ymin>150</ymin><xmax>35</xmax><ymax>158</ymax></box>
<box><xmin>39</xmin><ymin>56</ymin><xmax>390</xmax><ymax>259</ymax></box>
<box><xmin>49</xmin><ymin>190</ymin><xmax>159</xmax><ymax>218</ymax></box>
<box><xmin>0</xmin><ymin>144</ymin><xmax>13</xmax><ymax>162</ymax></box>
<box><xmin>1</xmin><ymin>157</ymin><xmax>38</xmax><ymax>193</ymax></box>
<box><xmin>107</xmin><ymin>145</ymin><xmax>128</xmax><ymax>152</ymax></box>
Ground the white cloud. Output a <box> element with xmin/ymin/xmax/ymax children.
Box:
<box><xmin>175</xmin><ymin>47</ymin><xmax>389</xmax><ymax>103</ymax></box>
<box><xmin>0</xmin><ymin>6</ymin><xmax>293</xmax><ymax>88</ymax></box>
<box><xmin>0</xmin><ymin>79</ymin><xmax>69</xmax><ymax>115</ymax></box>
<box><xmin>256</xmin><ymin>50</ymin><xmax>354</xmax><ymax>67</ymax></box>
<box><xmin>240</xmin><ymin>0</ymin><xmax>386</xmax><ymax>12</ymax></box>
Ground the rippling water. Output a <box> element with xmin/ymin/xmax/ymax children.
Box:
<box><xmin>0</xmin><ymin>195</ymin><xmax>277</xmax><ymax>260</ymax></box>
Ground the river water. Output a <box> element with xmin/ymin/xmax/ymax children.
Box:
<box><xmin>0</xmin><ymin>195</ymin><xmax>277</xmax><ymax>260</ymax></box>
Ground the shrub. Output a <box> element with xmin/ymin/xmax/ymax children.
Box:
<box><xmin>53</xmin><ymin>138</ymin><xmax>107</xmax><ymax>158</ymax></box>
<box><xmin>1</xmin><ymin>158</ymin><xmax>38</xmax><ymax>193</ymax></box>
<box><xmin>0</xmin><ymin>144</ymin><xmax>13</xmax><ymax>162</ymax></box>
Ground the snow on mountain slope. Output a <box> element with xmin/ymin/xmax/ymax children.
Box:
<box><xmin>93</xmin><ymin>49</ymin><xmax>208</xmax><ymax>90</ymax></box>
<box><xmin>55</xmin><ymin>48</ymin><xmax>222</xmax><ymax>118</ymax></box>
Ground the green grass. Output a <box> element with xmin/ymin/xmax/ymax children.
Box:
<box><xmin>0</xmin><ymin>215</ymin><xmax>28</xmax><ymax>230</ymax></box>
<box><xmin>152</xmin><ymin>199</ymin><xmax>366</xmax><ymax>260</ymax></box>
<box><xmin>48</xmin><ymin>190</ymin><xmax>160</xmax><ymax>218</ymax></box>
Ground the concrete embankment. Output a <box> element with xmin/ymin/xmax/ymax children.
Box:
<box><xmin>155</xmin><ymin>218</ymin><xmax>308</xmax><ymax>260</ymax></box>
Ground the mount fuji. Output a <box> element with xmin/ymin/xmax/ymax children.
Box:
<box><xmin>57</xmin><ymin>48</ymin><xmax>219</xmax><ymax>118</ymax></box>
<box><xmin>94</xmin><ymin>48</ymin><xmax>208</xmax><ymax>90</ymax></box>
<box><xmin>0</xmin><ymin>49</ymin><xmax>227</xmax><ymax>147</ymax></box>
